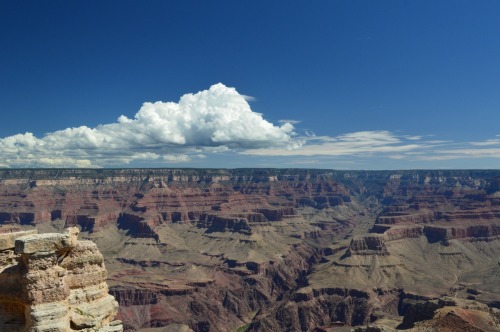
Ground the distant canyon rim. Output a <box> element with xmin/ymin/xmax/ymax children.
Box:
<box><xmin>0</xmin><ymin>168</ymin><xmax>499</xmax><ymax>331</ymax></box>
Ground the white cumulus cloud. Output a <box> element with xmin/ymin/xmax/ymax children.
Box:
<box><xmin>0</xmin><ymin>83</ymin><xmax>298</xmax><ymax>168</ymax></box>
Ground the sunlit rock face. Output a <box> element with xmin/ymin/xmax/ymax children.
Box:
<box><xmin>0</xmin><ymin>227</ymin><xmax>122</xmax><ymax>332</ymax></box>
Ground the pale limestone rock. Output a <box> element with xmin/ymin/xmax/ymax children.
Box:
<box><xmin>14</xmin><ymin>231</ymin><xmax>75</xmax><ymax>255</ymax></box>
<box><xmin>0</xmin><ymin>227</ymin><xmax>122</xmax><ymax>331</ymax></box>
<box><xmin>0</xmin><ymin>230</ymin><xmax>37</xmax><ymax>251</ymax></box>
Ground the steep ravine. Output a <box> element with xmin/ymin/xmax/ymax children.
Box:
<box><xmin>108</xmin><ymin>239</ymin><xmax>323</xmax><ymax>331</ymax></box>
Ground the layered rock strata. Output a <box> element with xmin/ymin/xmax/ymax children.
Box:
<box><xmin>0</xmin><ymin>169</ymin><xmax>499</xmax><ymax>331</ymax></box>
<box><xmin>355</xmin><ymin>297</ymin><xmax>500</xmax><ymax>331</ymax></box>
<box><xmin>0</xmin><ymin>227</ymin><xmax>122</xmax><ymax>332</ymax></box>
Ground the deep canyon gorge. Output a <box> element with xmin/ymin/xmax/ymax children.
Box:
<box><xmin>0</xmin><ymin>168</ymin><xmax>499</xmax><ymax>331</ymax></box>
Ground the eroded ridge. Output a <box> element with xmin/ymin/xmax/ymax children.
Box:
<box><xmin>0</xmin><ymin>227</ymin><xmax>122</xmax><ymax>332</ymax></box>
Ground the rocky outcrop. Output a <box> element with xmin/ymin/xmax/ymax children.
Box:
<box><xmin>376</xmin><ymin>211</ymin><xmax>437</xmax><ymax>225</ymax></box>
<box><xmin>254</xmin><ymin>207</ymin><xmax>295</xmax><ymax>221</ymax></box>
<box><xmin>251</xmin><ymin>288</ymin><xmax>372</xmax><ymax>331</ymax></box>
<box><xmin>346</xmin><ymin>235</ymin><xmax>389</xmax><ymax>256</ymax></box>
<box><xmin>423</xmin><ymin>224</ymin><xmax>500</xmax><ymax>244</ymax></box>
<box><xmin>371</xmin><ymin>225</ymin><xmax>423</xmax><ymax>241</ymax></box>
<box><xmin>0</xmin><ymin>227</ymin><xmax>122</xmax><ymax>331</ymax></box>
<box><xmin>400</xmin><ymin>297</ymin><xmax>500</xmax><ymax>331</ymax></box>
<box><xmin>117</xmin><ymin>213</ymin><xmax>160</xmax><ymax>240</ymax></box>
<box><xmin>196</xmin><ymin>213</ymin><xmax>253</xmax><ymax>234</ymax></box>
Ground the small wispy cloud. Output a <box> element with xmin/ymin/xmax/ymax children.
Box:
<box><xmin>242</xmin><ymin>130</ymin><xmax>426</xmax><ymax>157</ymax></box>
<box><xmin>388</xmin><ymin>155</ymin><xmax>408</xmax><ymax>160</ymax></box>
<box><xmin>470</xmin><ymin>136</ymin><xmax>500</xmax><ymax>146</ymax></box>
<box><xmin>242</xmin><ymin>94</ymin><xmax>256</xmax><ymax>102</ymax></box>
<box><xmin>418</xmin><ymin>147</ymin><xmax>500</xmax><ymax>160</ymax></box>
<box><xmin>404</xmin><ymin>135</ymin><xmax>422</xmax><ymax>140</ymax></box>
<box><xmin>278</xmin><ymin>119</ymin><xmax>301</xmax><ymax>125</ymax></box>
<box><xmin>242</xmin><ymin>130</ymin><xmax>500</xmax><ymax>167</ymax></box>
<box><xmin>413</xmin><ymin>135</ymin><xmax>500</xmax><ymax>161</ymax></box>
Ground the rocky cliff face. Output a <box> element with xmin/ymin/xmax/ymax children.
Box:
<box><xmin>0</xmin><ymin>227</ymin><xmax>122</xmax><ymax>332</ymax></box>
<box><xmin>0</xmin><ymin>169</ymin><xmax>499</xmax><ymax>331</ymax></box>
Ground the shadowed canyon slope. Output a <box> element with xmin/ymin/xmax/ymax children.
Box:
<box><xmin>0</xmin><ymin>169</ymin><xmax>499</xmax><ymax>331</ymax></box>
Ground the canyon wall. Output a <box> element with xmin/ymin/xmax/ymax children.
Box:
<box><xmin>0</xmin><ymin>169</ymin><xmax>498</xmax><ymax>331</ymax></box>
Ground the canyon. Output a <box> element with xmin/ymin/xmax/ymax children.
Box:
<box><xmin>0</xmin><ymin>168</ymin><xmax>499</xmax><ymax>331</ymax></box>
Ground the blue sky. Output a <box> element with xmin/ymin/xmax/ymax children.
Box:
<box><xmin>1</xmin><ymin>1</ymin><xmax>499</xmax><ymax>169</ymax></box>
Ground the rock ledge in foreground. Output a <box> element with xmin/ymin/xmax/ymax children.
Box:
<box><xmin>0</xmin><ymin>227</ymin><xmax>122</xmax><ymax>332</ymax></box>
